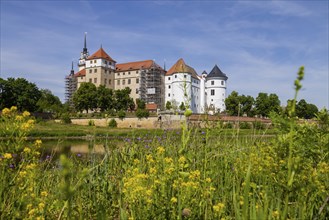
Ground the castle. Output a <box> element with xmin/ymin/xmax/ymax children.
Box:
<box><xmin>65</xmin><ymin>34</ymin><xmax>228</xmax><ymax>113</ymax></box>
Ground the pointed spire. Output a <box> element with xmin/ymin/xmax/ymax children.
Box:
<box><xmin>70</xmin><ymin>61</ymin><xmax>74</xmax><ymax>75</ymax></box>
<box><xmin>83</xmin><ymin>32</ymin><xmax>88</xmax><ymax>53</ymax></box>
<box><xmin>100</xmin><ymin>44</ymin><xmax>102</xmax><ymax>49</ymax></box>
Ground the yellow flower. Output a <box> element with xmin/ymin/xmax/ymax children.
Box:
<box><xmin>28</xmin><ymin>208</ymin><xmax>36</xmax><ymax>216</ymax></box>
<box><xmin>157</xmin><ymin>146</ymin><xmax>165</xmax><ymax>155</ymax></box>
<box><xmin>38</xmin><ymin>202</ymin><xmax>45</xmax><ymax>210</ymax></box>
<box><xmin>10</xmin><ymin>106</ymin><xmax>17</xmax><ymax>112</ymax></box>
<box><xmin>1</xmin><ymin>108</ymin><xmax>10</xmax><ymax>116</ymax></box>
<box><xmin>272</xmin><ymin>210</ymin><xmax>280</xmax><ymax>218</ymax></box>
<box><xmin>133</xmin><ymin>159</ymin><xmax>140</xmax><ymax>165</ymax></box>
<box><xmin>3</xmin><ymin>153</ymin><xmax>12</xmax><ymax>159</ymax></box>
<box><xmin>35</xmin><ymin>139</ymin><xmax>42</xmax><ymax>146</ymax></box>
<box><xmin>22</xmin><ymin>111</ymin><xmax>30</xmax><ymax>117</ymax></box>
<box><xmin>23</xmin><ymin>147</ymin><xmax>31</xmax><ymax>153</ymax></box>
<box><xmin>164</xmin><ymin>157</ymin><xmax>173</xmax><ymax>164</ymax></box>
<box><xmin>41</xmin><ymin>191</ymin><xmax>48</xmax><ymax>197</ymax></box>
<box><xmin>170</xmin><ymin>197</ymin><xmax>178</xmax><ymax>203</ymax></box>
<box><xmin>15</xmin><ymin>115</ymin><xmax>23</xmax><ymax>121</ymax></box>
<box><xmin>178</xmin><ymin>156</ymin><xmax>186</xmax><ymax>164</ymax></box>
<box><xmin>205</xmin><ymin>178</ymin><xmax>211</xmax><ymax>183</ymax></box>
<box><xmin>213</xmin><ymin>202</ymin><xmax>225</xmax><ymax>212</ymax></box>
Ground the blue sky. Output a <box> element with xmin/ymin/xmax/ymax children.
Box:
<box><xmin>1</xmin><ymin>0</ymin><xmax>328</xmax><ymax>109</ymax></box>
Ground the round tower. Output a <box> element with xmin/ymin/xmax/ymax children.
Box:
<box><xmin>205</xmin><ymin>65</ymin><xmax>228</xmax><ymax>113</ymax></box>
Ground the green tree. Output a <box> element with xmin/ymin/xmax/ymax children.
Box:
<box><xmin>255</xmin><ymin>93</ymin><xmax>280</xmax><ymax>117</ymax></box>
<box><xmin>115</xmin><ymin>87</ymin><xmax>135</xmax><ymax>111</ymax></box>
<box><xmin>296</xmin><ymin>99</ymin><xmax>318</xmax><ymax>119</ymax></box>
<box><xmin>72</xmin><ymin>82</ymin><xmax>97</xmax><ymax>113</ymax></box>
<box><xmin>37</xmin><ymin>89</ymin><xmax>63</xmax><ymax>114</ymax></box>
<box><xmin>225</xmin><ymin>91</ymin><xmax>240</xmax><ymax>116</ymax></box>
<box><xmin>179</xmin><ymin>102</ymin><xmax>186</xmax><ymax>111</ymax></box>
<box><xmin>239</xmin><ymin>95</ymin><xmax>255</xmax><ymax>117</ymax></box>
<box><xmin>136</xmin><ymin>109</ymin><xmax>150</xmax><ymax>119</ymax></box>
<box><xmin>0</xmin><ymin>77</ymin><xmax>42</xmax><ymax>112</ymax></box>
<box><xmin>97</xmin><ymin>85</ymin><xmax>114</xmax><ymax>112</ymax></box>
<box><xmin>166</xmin><ymin>101</ymin><xmax>172</xmax><ymax>110</ymax></box>
<box><xmin>136</xmin><ymin>99</ymin><xmax>146</xmax><ymax>110</ymax></box>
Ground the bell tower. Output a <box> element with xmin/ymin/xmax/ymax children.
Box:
<box><xmin>78</xmin><ymin>32</ymin><xmax>89</xmax><ymax>71</ymax></box>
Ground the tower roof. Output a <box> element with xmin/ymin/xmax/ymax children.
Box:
<box><xmin>116</xmin><ymin>60</ymin><xmax>163</xmax><ymax>71</ymax></box>
<box><xmin>166</xmin><ymin>58</ymin><xmax>198</xmax><ymax>78</ymax></box>
<box><xmin>74</xmin><ymin>69</ymin><xmax>86</xmax><ymax>77</ymax></box>
<box><xmin>206</xmin><ymin>65</ymin><xmax>228</xmax><ymax>80</ymax></box>
<box><xmin>87</xmin><ymin>47</ymin><xmax>116</xmax><ymax>62</ymax></box>
<box><xmin>201</xmin><ymin>70</ymin><xmax>208</xmax><ymax>75</ymax></box>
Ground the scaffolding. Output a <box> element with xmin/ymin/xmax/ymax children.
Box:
<box><xmin>64</xmin><ymin>74</ymin><xmax>77</xmax><ymax>105</ymax></box>
<box><xmin>139</xmin><ymin>62</ymin><xmax>165</xmax><ymax>110</ymax></box>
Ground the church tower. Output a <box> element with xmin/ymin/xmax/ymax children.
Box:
<box><xmin>78</xmin><ymin>32</ymin><xmax>89</xmax><ymax>71</ymax></box>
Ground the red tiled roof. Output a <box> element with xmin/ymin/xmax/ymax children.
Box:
<box><xmin>146</xmin><ymin>103</ymin><xmax>157</xmax><ymax>110</ymax></box>
<box><xmin>87</xmin><ymin>47</ymin><xmax>116</xmax><ymax>62</ymax></box>
<box><xmin>116</xmin><ymin>60</ymin><xmax>163</xmax><ymax>71</ymax></box>
<box><xmin>74</xmin><ymin>69</ymin><xmax>86</xmax><ymax>77</ymax></box>
<box><xmin>166</xmin><ymin>58</ymin><xmax>199</xmax><ymax>78</ymax></box>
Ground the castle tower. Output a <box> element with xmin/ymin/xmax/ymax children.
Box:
<box><xmin>65</xmin><ymin>61</ymin><xmax>77</xmax><ymax>105</ymax></box>
<box><xmin>78</xmin><ymin>32</ymin><xmax>89</xmax><ymax>71</ymax></box>
<box><xmin>165</xmin><ymin>58</ymin><xmax>200</xmax><ymax>113</ymax></box>
<box><xmin>205</xmin><ymin>65</ymin><xmax>228</xmax><ymax>113</ymax></box>
<box><xmin>85</xmin><ymin>46</ymin><xmax>116</xmax><ymax>89</ymax></box>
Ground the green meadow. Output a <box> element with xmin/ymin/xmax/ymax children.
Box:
<box><xmin>0</xmin><ymin>68</ymin><xmax>328</xmax><ymax>219</ymax></box>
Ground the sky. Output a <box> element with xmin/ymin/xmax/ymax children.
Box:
<box><xmin>1</xmin><ymin>0</ymin><xmax>328</xmax><ymax>109</ymax></box>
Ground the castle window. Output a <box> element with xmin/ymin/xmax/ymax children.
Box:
<box><xmin>89</xmin><ymin>79</ymin><xmax>92</xmax><ymax>83</ymax></box>
<box><xmin>136</xmin><ymin>70</ymin><xmax>139</xmax><ymax>74</ymax></box>
<box><xmin>168</xmin><ymin>77</ymin><xmax>171</xmax><ymax>80</ymax></box>
<box><xmin>211</xmin><ymin>81</ymin><xmax>214</xmax><ymax>85</ymax></box>
<box><xmin>221</xmin><ymin>81</ymin><xmax>224</xmax><ymax>85</ymax></box>
<box><xmin>94</xmin><ymin>69</ymin><xmax>97</xmax><ymax>73</ymax></box>
<box><xmin>136</xmin><ymin>89</ymin><xmax>139</xmax><ymax>94</ymax></box>
<box><xmin>122</xmin><ymin>79</ymin><xmax>125</xmax><ymax>85</ymax></box>
<box><xmin>211</xmin><ymin>90</ymin><xmax>215</xmax><ymax>96</ymax></box>
<box><xmin>128</xmin><ymin>79</ymin><xmax>131</xmax><ymax>84</ymax></box>
<box><xmin>109</xmin><ymin>79</ymin><xmax>111</xmax><ymax>85</ymax></box>
<box><xmin>123</xmin><ymin>72</ymin><xmax>125</xmax><ymax>75</ymax></box>
<box><xmin>128</xmin><ymin>72</ymin><xmax>131</xmax><ymax>75</ymax></box>
<box><xmin>104</xmin><ymin>61</ymin><xmax>107</xmax><ymax>64</ymax></box>
<box><xmin>117</xmin><ymin>80</ymin><xmax>120</xmax><ymax>85</ymax></box>
<box><xmin>89</xmin><ymin>69</ymin><xmax>92</xmax><ymax>73</ymax></box>
<box><xmin>104</xmin><ymin>79</ymin><xmax>107</xmax><ymax>85</ymax></box>
<box><xmin>168</xmin><ymin>93</ymin><xmax>170</xmax><ymax>97</ymax></box>
<box><xmin>168</xmin><ymin>85</ymin><xmax>171</xmax><ymax>89</ymax></box>
<box><xmin>175</xmin><ymin>75</ymin><xmax>177</xmax><ymax>78</ymax></box>
<box><xmin>94</xmin><ymin>78</ymin><xmax>97</xmax><ymax>83</ymax></box>
<box><xmin>117</xmin><ymin>73</ymin><xmax>120</xmax><ymax>76</ymax></box>
<box><xmin>136</xmin><ymin>78</ymin><xmax>139</xmax><ymax>84</ymax></box>
<box><xmin>184</xmin><ymin>75</ymin><xmax>187</xmax><ymax>78</ymax></box>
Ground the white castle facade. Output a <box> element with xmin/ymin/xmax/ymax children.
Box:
<box><xmin>66</xmin><ymin>34</ymin><xmax>228</xmax><ymax>114</ymax></box>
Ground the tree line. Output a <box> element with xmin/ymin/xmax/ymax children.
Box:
<box><xmin>225</xmin><ymin>91</ymin><xmax>319</xmax><ymax>119</ymax></box>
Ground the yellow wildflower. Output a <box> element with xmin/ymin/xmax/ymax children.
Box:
<box><xmin>205</xmin><ymin>177</ymin><xmax>211</xmax><ymax>183</ymax></box>
<box><xmin>41</xmin><ymin>191</ymin><xmax>48</xmax><ymax>197</ymax></box>
<box><xmin>272</xmin><ymin>210</ymin><xmax>280</xmax><ymax>218</ymax></box>
<box><xmin>10</xmin><ymin>106</ymin><xmax>17</xmax><ymax>112</ymax></box>
<box><xmin>164</xmin><ymin>157</ymin><xmax>173</xmax><ymax>164</ymax></box>
<box><xmin>35</xmin><ymin>139</ymin><xmax>42</xmax><ymax>146</ymax></box>
<box><xmin>15</xmin><ymin>115</ymin><xmax>23</xmax><ymax>121</ymax></box>
<box><xmin>178</xmin><ymin>156</ymin><xmax>186</xmax><ymax>164</ymax></box>
<box><xmin>133</xmin><ymin>159</ymin><xmax>140</xmax><ymax>165</ymax></box>
<box><xmin>38</xmin><ymin>202</ymin><xmax>45</xmax><ymax>210</ymax></box>
<box><xmin>28</xmin><ymin>208</ymin><xmax>36</xmax><ymax>215</ymax></box>
<box><xmin>3</xmin><ymin>153</ymin><xmax>12</xmax><ymax>159</ymax></box>
<box><xmin>1</xmin><ymin>108</ymin><xmax>10</xmax><ymax>116</ymax></box>
<box><xmin>23</xmin><ymin>147</ymin><xmax>31</xmax><ymax>153</ymax></box>
<box><xmin>170</xmin><ymin>197</ymin><xmax>178</xmax><ymax>203</ymax></box>
<box><xmin>213</xmin><ymin>202</ymin><xmax>225</xmax><ymax>212</ymax></box>
<box><xmin>157</xmin><ymin>146</ymin><xmax>165</xmax><ymax>155</ymax></box>
<box><xmin>22</xmin><ymin>111</ymin><xmax>30</xmax><ymax>117</ymax></box>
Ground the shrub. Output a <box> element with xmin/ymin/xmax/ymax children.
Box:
<box><xmin>253</xmin><ymin>121</ymin><xmax>264</xmax><ymax>129</ymax></box>
<box><xmin>88</xmin><ymin>120</ymin><xmax>95</xmax><ymax>126</ymax></box>
<box><xmin>108</xmin><ymin>118</ymin><xmax>117</xmax><ymax>128</ymax></box>
<box><xmin>223</xmin><ymin>122</ymin><xmax>233</xmax><ymax>129</ymax></box>
<box><xmin>61</xmin><ymin>113</ymin><xmax>71</xmax><ymax>124</ymax></box>
<box><xmin>135</xmin><ymin>109</ymin><xmax>150</xmax><ymax>119</ymax></box>
<box><xmin>239</xmin><ymin>121</ymin><xmax>251</xmax><ymax>129</ymax></box>
<box><xmin>118</xmin><ymin>110</ymin><xmax>126</xmax><ymax>120</ymax></box>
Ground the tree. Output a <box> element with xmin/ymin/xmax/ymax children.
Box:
<box><xmin>296</xmin><ymin>99</ymin><xmax>318</xmax><ymax>119</ymax></box>
<box><xmin>136</xmin><ymin>99</ymin><xmax>146</xmax><ymax>110</ymax></box>
<box><xmin>0</xmin><ymin>77</ymin><xmax>42</xmax><ymax>112</ymax></box>
<box><xmin>179</xmin><ymin>102</ymin><xmax>186</xmax><ymax>111</ymax></box>
<box><xmin>239</xmin><ymin>95</ymin><xmax>255</xmax><ymax>117</ymax></box>
<box><xmin>115</xmin><ymin>87</ymin><xmax>135</xmax><ymax>111</ymax></box>
<box><xmin>136</xmin><ymin>108</ymin><xmax>149</xmax><ymax>119</ymax></box>
<box><xmin>37</xmin><ymin>89</ymin><xmax>63</xmax><ymax>114</ymax></box>
<box><xmin>97</xmin><ymin>85</ymin><xmax>114</xmax><ymax>112</ymax></box>
<box><xmin>225</xmin><ymin>91</ymin><xmax>240</xmax><ymax>116</ymax></box>
<box><xmin>166</xmin><ymin>101</ymin><xmax>172</xmax><ymax>110</ymax></box>
<box><xmin>72</xmin><ymin>82</ymin><xmax>97</xmax><ymax>113</ymax></box>
<box><xmin>255</xmin><ymin>93</ymin><xmax>280</xmax><ymax>117</ymax></box>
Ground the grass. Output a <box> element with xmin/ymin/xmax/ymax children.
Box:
<box><xmin>0</xmin><ymin>68</ymin><xmax>328</xmax><ymax>219</ymax></box>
